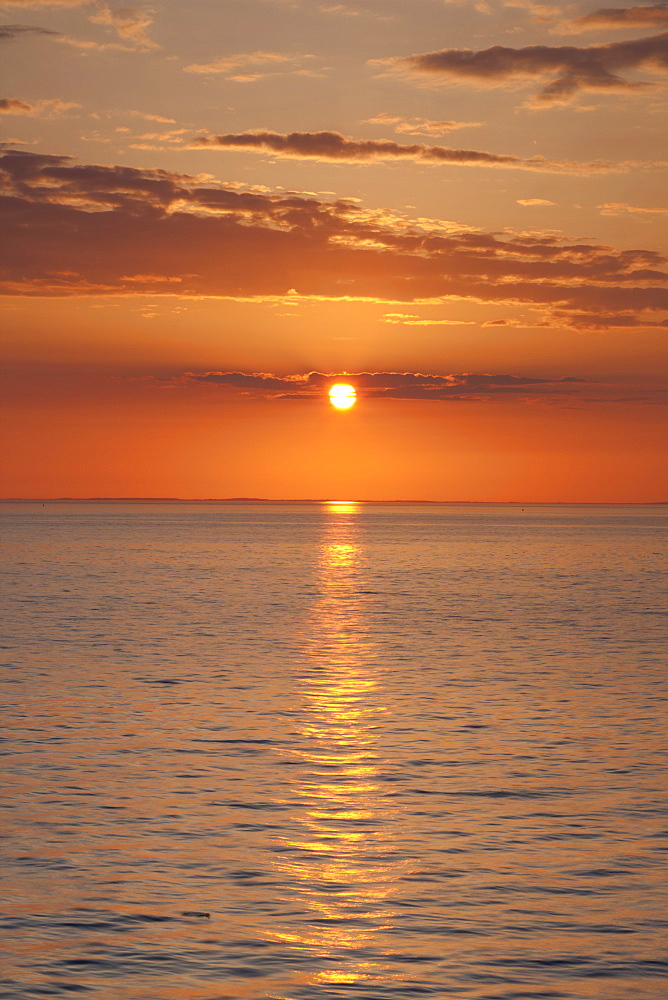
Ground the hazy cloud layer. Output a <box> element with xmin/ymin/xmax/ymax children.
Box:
<box><xmin>1</xmin><ymin>150</ymin><xmax>666</xmax><ymax>330</ymax></box>
<box><xmin>177</xmin><ymin>369</ymin><xmax>590</xmax><ymax>401</ymax></box>
<box><xmin>377</xmin><ymin>32</ymin><xmax>668</xmax><ymax>105</ymax></box>
<box><xmin>192</xmin><ymin>129</ymin><xmax>616</xmax><ymax>174</ymax></box>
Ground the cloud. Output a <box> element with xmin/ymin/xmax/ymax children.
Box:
<box><xmin>172</xmin><ymin>369</ymin><xmax>591</xmax><ymax>401</ymax></box>
<box><xmin>504</xmin><ymin>0</ymin><xmax>563</xmax><ymax>22</ymax></box>
<box><xmin>552</xmin><ymin>310</ymin><xmax>668</xmax><ymax>329</ymax></box>
<box><xmin>374</xmin><ymin>32</ymin><xmax>668</xmax><ymax>105</ymax></box>
<box><xmin>517</xmin><ymin>197</ymin><xmax>556</xmax><ymax>205</ymax></box>
<box><xmin>183</xmin><ymin>50</ymin><xmax>316</xmax><ymax>82</ymax></box>
<box><xmin>126</xmin><ymin>125</ymin><xmax>189</xmax><ymax>150</ymax></box>
<box><xmin>0</xmin><ymin>22</ymin><xmax>58</xmax><ymax>40</ymax></box>
<box><xmin>191</xmin><ymin>128</ymin><xmax>617</xmax><ymax>174</ymax></box>
<box><xmin>0</xmin><ymin>97</ymin><xmax>34</xmax><ymax>113</ymax></box>
<box><xmin>598</xmin><ymin>200</ymin><xmax>668</xmax><ymax>214</ymax></box>
<box><xmin>131</xmin><ymin>111</ymin><xmax>177</xmax><ymax>123</ymax></box>
<box><xmin>0</xmin><ymin>97</ymin><xmax>80</xmax><ymax>116</ymax></box>
<box><xmin>381</xmin><ymin>313</ymin><xmax>475</xmax><ymax>325</ymax></box>
<box><xmin>1</xmin><ymin>150</ymin><xmax>666</xmax><ymax>333</ymax></box>
<box><xmin>318</xmin><ymin>3</ymin><xmax>393</xmax><ymax>19</ymax></box>
<box><xmin>88</xmin><ymin>6</ymin><xmax>159</xmax><ymax>52</ymax></box>
<box><xmin>319</xmin><ymin>3</ymin><xmax>361</xmax><ymax>14</ymax></box>
<box><xmin>567</xmin><ymin>4</ymin><xmax>668</xmax><ymax>32</ymax></box>
<box><xmin>0</xmin><ymin>11</ymin><xmax>156</xmax><ymax>53</ymax></box>
<box><xmin>363</xmin><ymin>113</ymin><xmax>481</xmax><ymax>136</ymax></box>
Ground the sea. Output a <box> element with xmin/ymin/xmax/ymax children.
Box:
<box><xmin>1</xmin><ymin>501</ymin><xmax>666</xmax><ymax>1000</ymax></box>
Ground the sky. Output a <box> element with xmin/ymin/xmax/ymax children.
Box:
<box><xmin>1</xmin><ymin>0</ymin><xmax>666</xmax><ymax>501</ymax></box>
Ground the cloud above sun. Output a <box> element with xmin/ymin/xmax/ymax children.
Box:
<box><xmin>0</xmin><ymin>23</ymin><xmax>58</xmax><ymax>40</ymax></box>
<box><xmin>0</xmin><ymin>6</ymin><xmax>159</xmax><ymax>52</ymax></box>
<box><xmin>374</xmin><ymin>31</ymin><xmax>668</xmax><ymax>105</ymax></box>
<box><xmin>566</xmin><ymin>4</ymin><xmax>668</xmax><ymax>33</ymax></box>
<box><xmin>362</xmin><ymin>113</ymin><xmax>481</xmax><ymax>136</ymax></box>
<box><xmin>183</xmin><ymin>50</ymin><xmax>318</xmax><ymax>81</ymax></box>
<box><xmin>0</xmin><ymin>96</ymin><xmax>80</xmax><ymax>117</ymax></box>
<box><xmin>190</xmin><ymin>129</ymin><xmax>615</xmax><ymax>173</ymax></box>
<box><xmin>1</xmin><ymin>150</ymin><xmax>666</xmax><ymax>332</ymax></box>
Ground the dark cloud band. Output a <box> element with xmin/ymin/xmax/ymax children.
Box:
<box><xmin>1</xmin><ymin>150</ymin><xmax>666</xmax><ymax>330</ymax></box>
<box><xmin>192</xmin><ymin>129</ymin><xmax>614</xmax><ymax>174</ymax></box>
<box><xmin>180</xmin><ymin>370</ymin><xmax>591</xmax><ymax>400</ymax></box>
<box><xmin>377</xmin><ymin>32</ymin><xmax>668</xmax><ymax>105</ymax></box>
<box><xmin>0</xmin><ymin>23</ymin><xmax>59</xmax><ymax>41</ymax></box>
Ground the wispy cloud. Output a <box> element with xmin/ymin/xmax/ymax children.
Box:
<box><xmin>88</xmin><ymin>6</ymin><xmax>159</xmax><ymax>52</ymax></box>
<box><xmin>127</xmin><ymin>125</ymin><xmax>188</xmax><ymax>150</ymax></box>
<box><xmin>381</xmin><ymin>313</ymin><xmax>476</xmax><ymax>325</ymax></box>
<box><xmin>517</xmin><ymin>197</ymin><xmax>555</xmax><ymax>205</ymax></box>
<box><xmin>598</xmin><ymin>200</ymin><xmax>668</xmax><ymax>214</ymax></box>
<box><xmin>183</xmin><ymin>50</ymin><xmax>317</xmax><ymax>82</ymax></box>
<box><xmin>565</xmin><ymin>4</ymin><xmax>668</xmax><ymax>33</ymax></box>
<box><xmin>0</xmin><ymin>96</ymin><xmax>80</xmax><ymax>116</ymax></box>
<box><xmin>130</xmin><ymin>111</ymin><xmax>177</xmax><ymax>123</ymax></box>
<box><xmin>1</xmin><ymin>7</ymin><xmax>159</xmax><ymax>53</ymax></box>
<box><xmin>373</xmin><ymin>32</ymin><xmax>668</xmax><ymax>106</ymax></box>
<box><xmin>191</xmin><ymin>128</ymin><xmax>618</xmax><ymax>174</ymax></box>
<box><xmin>363</xmin><ymin>113</ymin><xmax>481</xmax><ymax>136</ymax></box>
<box><xmin>318</xmin><ymin>3</ymin><xmax>393</xmax><ymax>19</ymax></box>
<box><xmin>503</xmin><ymin>0</ymin><xmax>563</xmax><ymax>22</ymax></box>
<box><xmin>319</xmin><ymin>3</ymin><xmax>362</xmax><ymax>14</ymax></box>
<box><xmin>0</xmin><ymin>22</ymin><xmax>58</xmax><ymax>40</ymax></box>
<box><xmin>551</xmin><ymin>310</ymin><xmax>668</xmax><ymax>329</ymax></box>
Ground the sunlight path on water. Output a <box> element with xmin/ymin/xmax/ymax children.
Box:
<box><xmin>267</xmin><ymin>501</ymin><xmax>411</xmax><ymax>997</ymax></box>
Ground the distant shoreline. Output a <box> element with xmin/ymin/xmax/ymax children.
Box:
<box><xmin>1</xmin><ymin>498</ymin><xmax>666</xmax><ymax>506</ymax></box>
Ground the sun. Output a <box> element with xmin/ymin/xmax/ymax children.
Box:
<box><xmin>329</xmin><ymin>383</ymin><xmax>357</xmax><ymax>410</ymax></box>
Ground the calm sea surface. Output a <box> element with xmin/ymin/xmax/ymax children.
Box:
<box><xmin>1</xmin><ymin>502</ymin><xmax>666</xmax><ymax>1000</ymax></box>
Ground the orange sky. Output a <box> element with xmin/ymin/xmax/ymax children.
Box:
<box><xmin>1</xmin><ymin>0</ymin><xmax>666</xmax><ymax>500</ymax></box>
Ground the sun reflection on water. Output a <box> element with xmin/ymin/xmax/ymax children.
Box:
<box><xmin>269</xmin><ymin>501</ymin><xmax>408</xmax><ymax>995</ymax></box>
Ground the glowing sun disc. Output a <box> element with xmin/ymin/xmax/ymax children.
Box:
<box><xmin>329</xmin><ymin>383</ymin><xmax>357</xmax><ymax>409</ymax></box>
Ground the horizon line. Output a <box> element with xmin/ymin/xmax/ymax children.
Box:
<box><xmin>1</xmin><ymin>498</ymin><xmax>666</xmax><ymax>506</ymax></box>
